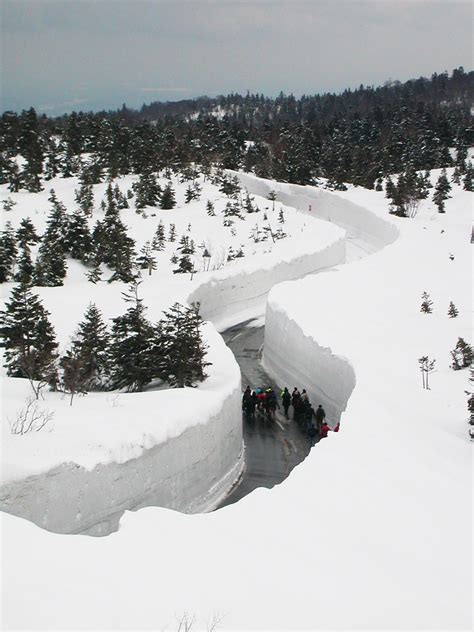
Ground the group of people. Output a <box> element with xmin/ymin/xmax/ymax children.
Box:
<box><xmin>242</xmin><ymin>385</ymin><xmax>337</xmax><ymax>440</ymax></box>
<box><xmin>242</xmin><ymin>386</ymin><xmax>279</xmax><ymax>421</ymax></box>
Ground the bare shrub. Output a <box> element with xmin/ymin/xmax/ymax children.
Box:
<box><xmin>9</xmin><ymin>398</ymin><xmax>54</xmax><ymax>435</ymax></box>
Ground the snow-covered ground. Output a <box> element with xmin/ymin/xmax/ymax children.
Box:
<box><xmin>0</xmin><ymin>172</ymin><xmax>344</xmax><ymax>532</ymax></box>
<box><xmin>1</xmin><ymin>166</ymin><xmax>472</xmax><ymax>629</ymax></box>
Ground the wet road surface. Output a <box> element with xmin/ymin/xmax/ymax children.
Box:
<box><xmin>217</xmin><ymin>319</ymin><xmax>315</xmax><ymax>508</ymax></box>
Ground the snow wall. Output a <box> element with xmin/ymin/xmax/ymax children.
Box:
<box><xmin>231</xmin><ymin>173</ymin><xmax>400</xmax><ymax>424</ymax></box>
<box><xmin>0</xmin><ymin>191</ymin><xmax>347</xmax><ymax>536</ymax></box>
<box><xmin>188</xmin><ymin>231</ymin><xmax>345</xmax><ymax>327</ymax></box>
<box><xmin>0</xmin><ymin>385</ymin><xmax>243</xmax><ymax>536</ymax></box>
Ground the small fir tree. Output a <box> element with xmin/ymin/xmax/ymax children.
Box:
<box><xmin>2</xmin><ymin>197</ymin><xmax>16</xmax><ymax>212</ymax></box>
<box><xmin>63</xmin><ymin>303</ymin><xmax>110</xmax><ymax>391</ymax></box>
<box><xmin>14</xmin><ymin>243</ymin><xmax>34</xmax><ymax>283</ymax></box>
<box><xmin>173</xmin><ymin>254</ymin><xmax>193</xmax><ymax>274</ymax></box>
<box><xmin>151</xmin><ymin>221</ymin><xmax>166</xmax><ymax>251</ymax></box>
<box><xmin>136</xmin><ymin>242</ymin><xmax>157</xmax><ymax>275</ymax></box>
<box><xmin>420</xmin><ymin>291</ymin><xmax>433</xmax><ymax>313</ymax></box>
<box><xmin>64</xmin><ymin>209</ymin><xmax>93</xmax><ymax>261</ymax></box>
<box><xmin>278</xmin><ymin>208</ymin><xmax>285</xmax><ymax>224</ymax></box>
<box><xmin>160</xmin><ymin>182</ymin><xmax>176</xmax><ymax>209</ymax></box>
<box><xmin>0</xmin><ymin>222</ymin><xmax>18</xmax><ymax>282</ymax></box>
<box><xmin>0</xmin><ymin>282</ymin><xmax>58</xmax><ymax>396</ymax></box>
<box><xmin>450</xmin><ymin>338</ymin><xmax>472</xmax><ymax>370</ymax></box>
<box><xmin>16</xmin><ymin>217</ymin><xmax>40</xmax><ymax>248</ymax></box>
<box><xmin>447</xmin><ymin>301</ymin><xmax>459</xmax><ymax>318</ymax></box>
<box><xmin>108</xmin><ymin>283</ymin><xmax>157</xmax><ymax>391</ymax></box>
<box><xmin>206</xmin><ymin>200</ymin><xmax>216</xmax><ymax>216</ymax></box>
<box><xmin>432</xmin><ymin>169</ymin><xmax>452</xmax><ymax>213</ymax></box>
<box><xmin>168</xmin><ymin>223</ymin><xmax>177</xmax><ymax>242</ymax></box>
<box><xmin>159</xmin><ymin>302</ymin><xmax>210</xmax><ymax>387</ymax></box>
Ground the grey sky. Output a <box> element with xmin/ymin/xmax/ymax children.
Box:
<box><xmin>1</xmin><ymin>0</ymin><xmax>472</xmax><ymax>114</ymax></box>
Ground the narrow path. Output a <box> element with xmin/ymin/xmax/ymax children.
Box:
<box><xmin>217</xmin><ymin>319</ymin><xmax>316</xmax><ymax>508</ymax></box>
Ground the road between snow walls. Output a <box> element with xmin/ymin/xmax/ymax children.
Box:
<box><xmin>1</xmin><ymin>180</ymin><xmax>355</xmax><ymax>536</ymax></box>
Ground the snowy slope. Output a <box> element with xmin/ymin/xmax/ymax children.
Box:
<box><xmin>1</xmin><ymin>169</ymin><xmax>471</xmax><ymax>629</ymax></box>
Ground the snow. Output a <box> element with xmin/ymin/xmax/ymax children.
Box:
<box><xmin>1</xmin><ymin>167</ymin><xmax>472</xmax><ymax>629</ymax></box>
<box><xmin>0</xmin><ymin>171</ymin><xmax>344</xmax><ymax>532</ymax></box>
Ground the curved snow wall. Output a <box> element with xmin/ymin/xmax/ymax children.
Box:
<box><xmin>188</xmin><ymin>231</ymin><xmax>345</xmax><ymax>326</ymax></box>
<box><xmin>232</xmin><ymin>172</ymin><xmax>399</xmax><ymax>249</ymax></box>
<box><xmin>0</xmin><ymin>386</ymin><xmax>243</xmax><ymax>536</ymax></box>
<box><xmin>232</xmin><ymin>173</ymin><xmax>399</xmax><ymax>424</ymax></box>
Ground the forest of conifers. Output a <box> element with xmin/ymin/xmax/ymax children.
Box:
<box><xmin>1</xmin><ymin>67</ymin><xmax>473</xmax><ymax>192</ymax></box>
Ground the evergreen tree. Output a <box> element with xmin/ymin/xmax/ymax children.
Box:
<box><xmin>62</xmin><ymin>303</ymin><xmax>110</xmax><ymax>392</ymax></box>
<box><xmin>14</xmin><ymin>243</ymin><xmax>34</xmax><ymax>283</ymax></box>
<box><xmin>16</xmin><ymin>217</ymin><xmax>40</xmax><ymax>248</ymax></box>
<box><xmin>0</xmin><ymin>282</ymin><xmax>58</xmax><ymax>394</ymax></box>
<box><xmin>64</xmin><ymin>209</ymin><xmax>93</xmax><ymax>261</ymax></box>
<box><xmin>74</xmin><ymin>182</ymin><xmax>95</xmax><ymax>216</ymax></box>
<box><xmin>60</xmin><ymin>347</ymin><xmax>89</xmax><ymax>405</ymax></box>
<box><xmin>173</xmin><ymin>254</ymin><xmax>193</xmax><ymax>274</ymax></box>
<box><xmin>136</xmin><ymin>241</ymin><xmax>157</xmax><ymax>275</ymax></box>
<box><xmin>267</xmin><ymin>190</ymin><xmax>277</xmax><ymax>212</ymax></box>
<box><xmin>160</xmin><ymin>182</ymin><xmax>176</xmax><ymax>209</ymax></box>
<box><xmin>450</xmin><ymin>337</ymin><xmax>472</xmax><ymax>370</ymax></box>
<box><xmin>420</xmin><ymin>291</ymin><xmax>433</xmax><ymax>313</ymax></box>
<box><xmin>447</xmin><ymin>301</ymin><xmax>459</xmax><ymax>318</ymax></box>
<box><xmin>108</xmin><ymin>283</ymin><xmax>157</xmax><ymax>391</ymax></box>
<box><xmin>92</xmin><ymin>204</ymin><xmax>136</xmax><ymax>282</ymax></box>
<box><xmin>278</xmin><ymin>208</ymin><xmax>285</xmax><ymax>224</ymax></box>
<box><xmin>463</xmin><ymin>162</ymin><xmax>473</xmax><ymax>191</ymax></box>
<box><xmin>0</xmin><ymin>222</ymin><xmax>17</xmax><ymax>282</ymax></box>
<box><xmin>432</xmin><ymin>169</ymin><xmax>451</xmax><ymax>213</ymax></box>
<box><xmin>159</xmin><ymin>302</ymin><xmax>210</xmax><ymax>387</ymax></box>
<box><xmin>133</xmin><ymin>172</ymin><xmax>162</xmax><ymax>209</ymax></box>
<box><xmin>168</xmin><ymin>223</ymin><xmax>177</xmax><ymax>242</ymax></box>
<box><xmin>34</xmin><ymin>238</ymin><xmax>67</xmax><ymax>286</ymax></box>
<box><xmin>206</xmin><ymin>200</ymin><xmax>216</xmax><ymax>216</ymax></box>
<box><xmin>2</xmin><ymin>197</ymin><xmax>16</xmax><ymax>212</ymax></box>
<box><xmin>151</xmin><ymin>220</ymin><xmax>166</xmax><ymax>251</ymax></box>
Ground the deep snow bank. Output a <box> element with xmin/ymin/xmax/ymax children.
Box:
<box><xmin>232</xmin><ymin>171</ymin><xmax>400</xmax><ymax>251</ymax></box>
<box><xmin>1</xmin><ymin>172</ymin><xmax>471</xmax><ymax>630</ymax></box>
<box><xmin>189</xmin><ymin>218</ymin><xmax>345</xmax><ymax>330</ymax></box>
<box><xmin>0</xmin><ymin>325</ymin><xmax>243</xmax><ymax>533</ymax></box>
<box><xmin>1</xmin><ymin>195</ymin><xmax>345</xmax><ymax>533</ymax></box>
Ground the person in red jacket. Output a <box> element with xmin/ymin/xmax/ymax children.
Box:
<box><xmin>320</xmin><ymin>421</ymin><xmax>330</xmax><ymax>439</ymax></box>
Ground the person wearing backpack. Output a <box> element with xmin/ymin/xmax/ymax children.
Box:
<box><xmin>281</xmin><ymin>387</ymin><xmax>291</xmax><ymax>418</ymax></box>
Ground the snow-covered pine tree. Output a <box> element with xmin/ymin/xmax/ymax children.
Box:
<box><xmin>206</xmin><ymin>200</ymin><xmax>216</xmax><ymax>216</ymax></box>
<box><xmin>151</xmin><ymin>220</ymin><xmax>166</xmax><ymax>251</ymax></box>
<box><xmin>173</xmin><ymin>254</ymin><xmax>193</xmax><ymax>274</ymax></box>
<box><xmin>133</xmin><ymin>172</ymin><xmax>162</xmax><ymax>210</ymax></box>
<box><xmin>0</xmin><ymin>282</ymin><xmax>58</xmax><ymax>395</ymax></box>
<box><xmin>136</xmin><ymin>241</ymin><xmax>157</xmax><ymax>275</ymax></box>
<box><xmin>34</xmin><ymin>195</ymin><xmax>68</xmax><ymax>286</ymax></box>
<box><xmin>62</xmin><ymin>302</ymin><xmax>110</xmax><ymax>392</ymax></box>
<box><xmin>447</xmin><ymin>301</ymin><xmax>459</xmax><ymax>318</ymax></box>
<box><xmin>0</xmin><ymin>222</ymin><xmax>17</xmax><ymax>282</ymax></box>
<box><xmin>74</xmin><ymin>182</ymin><xmax>95</xmax><ymax>216</ymax></box>
<box><xmin>2</xmin><ymin>197</ymin><xmax>16</xmax><ymax>212</ymax></box>
<box><xmin>267</xmin><ymin>190</ymin><xmax>277</xmax><ymax>212</ymax></box>
<box><xmin>433</xmin><ymin>169</ymin><xmax>452</xmax><ymax>213</ymax></box>
<box><xmin>14</xmin><ymin>243</ymin><xmax>34</xmax><ymax>283</ymax></box>
<box><xmin>420</xmin><ymin>291</ymin><xmax>433</xmax><ymax>313</ymax></box>
<box><xmin>278</xmin><ymin>208</ymin><xmax>285</xmax><ymax>224</ymax></box>
<box><xmin>34</xmin><ymin>239</ymin><xmax>67</xmax><ymax>287</ymax></box>
<box><xmin>64</xmin><ymin>209</ymin><xmax>93</xmax><ymax>261</ymax></box>
<box><xmin>159</xmin><ymin>302</ymin><xmax>210</xmax><ymax>388</ymax></box>
<box><xmin>16</xmin><ymin>217</ymin><xmax>40</xmax><ymax>248</ymax></box>
<box><xmin>450</xmin><ymin>338</ymin><xmax>472</xmax><ymax>370</ymax></box>
<box><xmin>168</xmin><ymin>223</ymin><xmax>177</xmax><ymax>242</ymax></box>
<box><xmin>91</xmin><ymin>201</ymin><xmax>136</xmax><ymax>283</ymax></box>
<box><xmin>108</xmin><ymin>283</ymin><xmax>157</xmax><ymax>391</ymax></box>
<box><xmin>160</xmin><ymin>182</ymin><xmax>176</xmax><ymax>209</ymax></box>
<box><xmin>462</xmin><ymin>162</ymin><xmax>473</xmax><ymax>191</ymax></box>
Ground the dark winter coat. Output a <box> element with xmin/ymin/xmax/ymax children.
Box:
<box><xmin>315</xmin><ymin>406</ymin><xmax>326</xmax><ymax>422</ymax></box>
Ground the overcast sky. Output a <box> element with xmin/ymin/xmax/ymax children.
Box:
<box><xmin>1</xmin><ymin>0</ymin><xmax>472</xmax><ymax>115</ymax></box>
